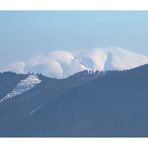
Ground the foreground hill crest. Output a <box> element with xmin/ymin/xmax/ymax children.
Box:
<box><xmin>0</xmin><ymin>64</ymin><xmax>148</xmax><ymax>136</ymax></box>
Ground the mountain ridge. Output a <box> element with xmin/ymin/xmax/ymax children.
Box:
<box><xmin>0</xmin><ymin>64</ymin><xmax>148</xmax><ymax>136</ymax></box>
<box><xmin>1</xmin><ymin>48</ymin><xmax>148</xmax><ymax>78</ymax></box>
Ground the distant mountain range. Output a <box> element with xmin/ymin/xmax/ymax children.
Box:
<box><xmin>0</xmin><ymin>64</ymin><xmax>148</xmax><ymax>137</ymax></box>
<box><xmin>1</xmin><ymin>48</ymin><xmax>148</xmax><ymax>78</ymax></box>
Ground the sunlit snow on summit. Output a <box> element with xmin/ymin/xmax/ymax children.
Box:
<box><xmin>1</xmin><ymin>47</ymin><xmax>148</xmax><ymax>78</ymax></box>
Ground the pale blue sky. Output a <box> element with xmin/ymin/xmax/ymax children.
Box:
<box><xmin>0</xmin><ymin>11</ymin><xmax>148</xmax><ymax>65</ymax></box>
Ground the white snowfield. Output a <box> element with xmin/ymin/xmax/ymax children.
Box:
<box><xmin>1</xmin><ymin>47</ymin><xmax>148</xmax><ymax>78</ymax></box>
<box><xmin>0</xmin><ymin>75</ymin><xmax>41</xmax><ymax>103</ymax></box>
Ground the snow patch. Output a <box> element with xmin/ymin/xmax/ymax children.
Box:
<box><xmin>0</xmin><ymin>75</ymin><xmax>41</xmax><ymax>103</ymax></box>
<box><xmin>29</xmin><ymin>105</ymin><xmax>44</xmax><ymax>115</ymax></box>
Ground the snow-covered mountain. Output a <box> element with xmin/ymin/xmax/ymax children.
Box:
<box><xmin>1</xmin><ymin>48</ymin><xmax>148</xmax><ymax>78</ymax></box>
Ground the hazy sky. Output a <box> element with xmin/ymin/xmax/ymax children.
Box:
<box><xmin>0</xmin><ymin>11</ymin><xmax>148</xmax><ymax>65</ymax></box>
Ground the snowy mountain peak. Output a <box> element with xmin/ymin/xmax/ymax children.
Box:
<box><xmin>1</xmin><ymin>48</ymin><xmax>148</xmax><ymax>78</ymax></box>
<box><xmin>0</xmin><ymin>75</ymin><xmax>41</xmax><ymax>103</ymax></box>
<box><xmin>78</xmin><ymin>48</ymin><xmax>148</xmax><ymax>71</ymax></box>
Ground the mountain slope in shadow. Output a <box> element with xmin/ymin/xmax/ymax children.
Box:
<box><xmin>0</xmin><ymin>65</ymin><xmax>148</xmax><ymax>137</ymax></box>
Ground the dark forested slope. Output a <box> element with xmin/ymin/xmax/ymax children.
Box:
<box><xmin>0</xmin><ymin>65</ymin><xmax>148</xmax><ymax>137</ymax></box>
